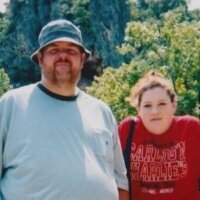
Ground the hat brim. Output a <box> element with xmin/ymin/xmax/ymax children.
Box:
<box><xmin>30</xmin><ymin>37</ymin><xmax>91</xmax><ymax>65</ymax></box>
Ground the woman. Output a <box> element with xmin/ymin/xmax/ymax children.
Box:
<box><xmin>118</xmin><ymin>71</ymin><xmax>200</xmax><ymax>200</ymax></box>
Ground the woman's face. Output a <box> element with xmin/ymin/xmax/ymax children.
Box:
<box><xmin>138</xmin><ymin>87</ymin><xmax>176</xmax><ymax>135</ymax></box>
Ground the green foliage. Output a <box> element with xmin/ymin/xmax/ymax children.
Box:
<box><xmin>60</xmin><ymin>0</ymin><xmax>91</xmax><ymax>28</ymax></box>
<box><xmin>87</xmin><ymin>5</ymin><xmax>200</xmax><ymax>122</ymax></box>
<box><xmin>87</xmin><ymin>62</ymin><xmax>154</xmax><ymax>122</ymax></box>
<box><xmin>71</xmin><ymin>0</ymin><xmax>91</xmax><ymax>27</ymax></box>
<box><xmin>0</xmin><ymin>68</ymin><xmax>11</xmax><ymax>96</ymax></box>
<box><xmin>131</xmin><ymin>0</ymin><xmax>186</xmax><ymax>21</ymax></box>
<box><xmin>0</xmin><ymin>15</ymin><xmax>9</xmax><ymax>43</ymax></box>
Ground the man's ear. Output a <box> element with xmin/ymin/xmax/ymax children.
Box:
<box><xmin>36</xmin><ymin>52</ymin><xmax>42</xmax><ymax>66</ymax></box>
<box><xmin>80</xmin><ymin>53</ymin><xmax>87</xmax><ymax>69</ymax></box>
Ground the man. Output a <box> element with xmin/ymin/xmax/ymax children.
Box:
<box><xmin>0</xmin><ymin>19</ymin><xmax>129</xmax><ymax>199</ymax></box>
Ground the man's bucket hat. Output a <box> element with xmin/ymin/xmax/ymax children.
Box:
<box><xmin>30</xmin><ymin>19</ymin><xmax>91</xmax><ymax>64</ymax></box>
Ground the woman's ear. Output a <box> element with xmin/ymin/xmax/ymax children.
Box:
<box><xmin>136</xmin><ymin>105</ymin><xmax>140</xmax><ymax>113</ymax></box>
<box><xmin>172</xmin><ymin>100</ymin><xmax>177</xmax><ymax>114</ymax></box>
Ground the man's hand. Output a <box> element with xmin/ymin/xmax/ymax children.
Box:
<box><xmin>118</xmin><ymin>188</ymin><xmax>129</xmax><ymax>200</ymax></box>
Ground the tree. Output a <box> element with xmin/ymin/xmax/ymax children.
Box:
<box><xmin>87</xmin><ymin>6</ymin><xmax>200</xmax><ymax>122</ymax></box>
<box><xmin>130</xmin><ymin>0</ymin><xmax>186</xmax><ymax>21</ymax></box>
<box><xmin>0</xmin><ymin>0</ymin><xmax>130</xmax><ymax>87</ymax></box>
<box><xmin>0</xmin><ymin>68</ymin><xmax>11</xmax><ymax>96</ymax></box>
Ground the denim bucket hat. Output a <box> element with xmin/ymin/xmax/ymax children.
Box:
<box><xmin>30</xmin><ymin>19</ymin><xmax>91</xmax><ymax>64</ymax></box>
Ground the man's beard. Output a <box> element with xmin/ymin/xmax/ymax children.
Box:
<box><xmin>42</xmin><ymin>65</ymin><xmax>81</xmax><ymax>87</ymax></box>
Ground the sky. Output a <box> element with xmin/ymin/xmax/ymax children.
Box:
<box><xmin>0</xmin><ymin>0</ymin><xmax>200</xmax><ymax>13</ymax></box>
<box><xmin>187</xmin><ymin>0</ymin><xmax>200</xmax><ymax>10</ymax></box>
<box><xmin>0</xmin><ymin>0</ymin><xmax>9</xmax><ymax>13</ymax></box>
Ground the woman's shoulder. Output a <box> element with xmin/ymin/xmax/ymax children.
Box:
<box><xmin>173</xmin><ymin>115</ymin><xmax>200</xmax><ymax>131</ymax></box>
<box><xmin>118</xmin><ymin>116</ymin><xmax>140</xmax><ymax>127</ymax></box>
<box><xmin>174</xmin><ymin>115</ymin><xmax>199</xmax><ymax>123</ymax></box>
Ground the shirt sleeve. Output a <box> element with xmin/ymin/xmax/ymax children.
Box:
<box><xmin>106</xmin><ymin>110</ymin><xmax>129</xmax><ymax>191</ymax></box>
<box><xmin>113</xmin><ymin>122</ymin><xmax>129</xmax><ymax>191</ymax></box>
<box><xmin>0</xmin><ymin>95</ymin><xmax>7</xmax><ymax>179</ymax></box>
<box><xmin>0</xmin><ymin>99</ymin><xmax>3</xmax><ymax>180</ymax></box>
<box><xmin>191</xmin><ymin>117</ymin><xmax>200</xmax><ymax>177</ymax></box>
<box><xmin>0</xmin><ymin>93</ymin><xmax>13</xmax><ymax>180</ymax></box>
<box><xmin>185</xmin><ymin>115</ymin><xmax>200</xmax><ymax>177</ymax></box>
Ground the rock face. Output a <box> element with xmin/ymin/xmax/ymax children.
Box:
<box><xmin>0</xmin><ymin>0</ymin><xmax>130</xmax><ymax>86</ymax></box>
<box><xmin>88</xmin><ymin>0</ymin><xmax>130</xmax><ymax>67</ymax></box>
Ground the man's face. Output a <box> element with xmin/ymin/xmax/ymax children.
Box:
<box><xmin>37</xmin><ymin>41</ymin><xmax>86</xmax><ymax>87</ymax></box>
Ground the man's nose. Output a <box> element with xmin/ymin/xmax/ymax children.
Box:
<box><xmin>57</xmin><ymin>49</ymin><xmax>70</xmax><ymax>58</ymax></box>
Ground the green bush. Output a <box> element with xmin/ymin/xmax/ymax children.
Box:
<box><xmin>87</xmin><ymin>10</ymin><xmax>200</xmax><ymax>122</ymax></box>
<box><xmin>0</xmin><ymin>68</ymin><xmax>11</xmax><ymax>96</ymax></box>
